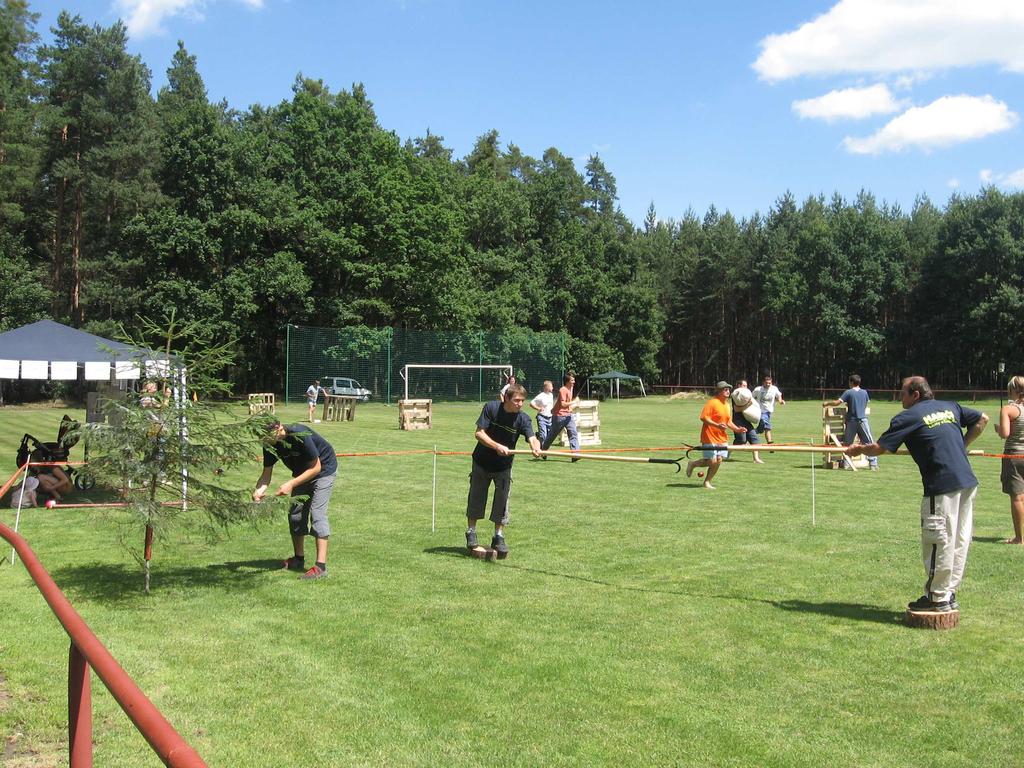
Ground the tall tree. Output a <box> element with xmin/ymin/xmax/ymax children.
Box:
<box><xmin>0</xmin><ymin>0</ymin><xmax>49</xmax><ymax>328</ymax></box>
<box><xmin>36</xmin><ymin>12</ymin><xmax>161</xmax><ymax>323</ymax></box>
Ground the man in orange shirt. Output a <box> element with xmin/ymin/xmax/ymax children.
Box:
<box><xmin>541</xmin><ymin>373</ymin><xmax>578</xmax><ymax>456</ymax></box>
<box><xmin>686</xmin><ymin>381</ymin><xmax>747</xmax><ymax>489</ymax></box>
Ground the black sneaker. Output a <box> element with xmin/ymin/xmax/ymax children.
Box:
<box><xmin>465</xmin><ymin>529</ymin><xmax>478</xmax><ymax>550</ymax></box>
<box><xmin>282</xmin><ymin>555</ymin><xmax>305</xmax><ymax>572</ymax></box>
<box><xmin>491</xmin><ymin>534</ymin><xmax>509</xmax><ymax>555</ymax></box>
<box><xmin>949</xmin><ymin>592</ymin><xmax>959</xmax><ymax>611</ymax></box>
<box><xmin>907</xmin><ymin>595</ymin><xmax>952</xmax><ymax>612</ymax></box>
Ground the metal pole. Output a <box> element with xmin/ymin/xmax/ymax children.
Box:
<box><xmin>387</xmin><ymin>328</ymin><xmax>392</xmax><ymax>405</ymax></box>
<box><xmin>11</xmin><ymin>463</ymin><xmax>30</xmax><ymax>565</ymax></box>
<box><xmin>810</xmin><ymin>442</ymin><xmax>816</xmax><ymax>527</ymax></box>
<box><xmin>68</xmin><ymin>644</ymin><xmax>93</xmax><ymax>768</ymax></box>
<box><xmin>285</xmin><ymin>324</ymin><xmax>291</xmax><ymax>404</ymax></box>
<box><xmin>478</xmin><ymin>332</ymin><xmax>483</xmax><ymax>403</ymax></box>
<box><xmin>431</xmin><ymin>446</ymin><xmax>437</xmax><ymax>533</ymax></box>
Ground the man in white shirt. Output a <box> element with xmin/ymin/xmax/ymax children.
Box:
<box><xmin>529</xmin><ymin>380</ymin><xmax>555</xmax><ymax>446</ymax></box>
<box><xmin>306</xmin><ymin>380</ymin><xmax>322</xmax><ymax>422</ymax></box>
<box><xmin>752</xmin><ymin>374</ymin><xmax>785</xmax><ymax>445</ymax></box>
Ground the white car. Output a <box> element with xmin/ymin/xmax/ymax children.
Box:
<box><xmin>325</xmin><ymin>377</ymin><xmax>372</xmax><ymax>401</ymax></box>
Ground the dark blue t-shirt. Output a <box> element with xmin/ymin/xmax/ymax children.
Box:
<box><xmin>840</xmin><ymin>387</ymin><xmax>870</xmax><ymax>420</ymax></box>
<box><xmin>877</xmin><ymin>400</ymin><xmax>981</xmax><ymax>496</ymax></box>
<box><xmin>263</xmin><ymin>424</ymin><xmax>337</xmax><ymax>478</ymax></box>
<box><xmin>472</xmin><ymin>400</ymin><xmax>535</xmax><ymax>472</ymax></box>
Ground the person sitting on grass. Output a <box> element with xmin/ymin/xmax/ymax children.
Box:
<box><xmin>8</xmin><ymin>475</ymin><xmax>39</xmax><ymax>508</ymax></box>
<box><xmin>254</xmin><ymin>419</ymin><xmax>338</xmax><ymax>580</ymax></box>
<box><xmin>686</xmin><ymin>381</ymin><xmax>747</xmax><ymax>490</ymax></box>
<box><xmin>35</xmin><ymin>465</ymin><xmax>72</xmax><ymax>501</ymax></box>
<box><xmin>465</xmin><ymin>383</ymin><xmax>542</xmax><ymax>556</ymax></box>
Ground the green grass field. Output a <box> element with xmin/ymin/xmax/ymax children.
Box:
<box><xmin>2</xmin><ymin>396</ymin><xmax>1022</xmax><ymax>767</ymax></box>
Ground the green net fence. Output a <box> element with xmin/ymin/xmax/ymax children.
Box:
<box><xmin>285</xmin><ymin>325</ymin><xmax>567</xmax><ymax>403</ymax></box>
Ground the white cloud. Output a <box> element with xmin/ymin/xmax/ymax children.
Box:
<box><xmin>793</xmin><ymin>84</ymin><xmax>903</xmax><ymax>122</ymax></box>
<box><xmin>947</xmin><ymin>178</ymin><xmax>960</xmax><ymax>188</ymax></box>
<box><xmin>754</xmin><ymin>0</ymin><xmax>1024</xmax><ymax>82</ymax></box>
<box><xmin>117</xmin><ymin>0</ymin><xmax>263</xmax><ymax>38</ymax></box>
<box><xmin>843</xmin><ymin>95</ymin><xmax>1018</xmax><ymax>154</ymax></box>
<box><xmin>980</xmin><ymin>167</ymin><xmax>1024</xmax><ymax>188</ymax></box>
<box><xmin>1005</xmin><ymin>168</ymin><xmax>1024</xmax><ymax>187</ymax></box>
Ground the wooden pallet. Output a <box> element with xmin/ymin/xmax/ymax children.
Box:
<box><xmin>399</xmin><ymin>399</ymin><xmax>432</xmax><ymax>430</ymax></box>
<box><xmin>560</xmin><ymin>399</ymin><xmax>601</xmax><ymax>447</ymax></box>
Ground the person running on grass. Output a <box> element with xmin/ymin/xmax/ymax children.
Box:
<box><xmin>686</xmin><ymin>381</ymin><xmax>747</xmax><ymax>489</ymax></box>
<box><xmin>254</xmin><ymin>419</ymin><xmax>338</xmax><ymax>580</ymax></box>
<box><xmin>540</xmin><ymin>373</ymin><xmax>579</xmax><ymax>455</ymax></box>
<box><xmin>731</xmin><ymin>379</ymin><xmax>763</xmax><ymax>464</ymax></box>
<box><xmin>529</xmin><ymin>380</ymin><xmax>555</xmax><ymax>447</ymax></box>
<box><xmin>465</xmin><ymin>383</ymin><xmax>542</xmax><ymax>556</ymax></box>
<box><xmin>752</xmin><ymin>374</ymin><xmax>785</xmax><ymax>445</ymax></box>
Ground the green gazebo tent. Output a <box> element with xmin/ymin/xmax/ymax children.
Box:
<box><xmin>587</xmin><ymin>370</ymin><xmax>646</xmax><ymax>399</ymax></box>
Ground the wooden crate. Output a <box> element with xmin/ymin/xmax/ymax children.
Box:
<box><xmin>399</xmin><ymin>399</ymin><xmax>432</xmax><ymax>430</ymax></box>
<box><xmin>322</xmin><ymin>394</ymin><xmax>356</xmax><ymax>422</ymax></box>
<box><xmin>561</xmin><ymin>399</ymin><xmax>601</xmax><ymax>447</ymax></box>
<box><xmin>248</xmin><ymin>393</ymin><xmax>276</xmax><ymax>415</ymax></box>
<box><xmin>822</xmin><ymin>403</ymin><xmax>868</xmax><ymax>469</ymax></box>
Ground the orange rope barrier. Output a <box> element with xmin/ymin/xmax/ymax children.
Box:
<box><xmin>0</xmin><ymin>466</ymin><xmax>26</xmax><ymax>500</ymax></box>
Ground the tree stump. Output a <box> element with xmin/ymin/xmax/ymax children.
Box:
<box><xmin>905</xmin><ymin>609</ymin><xmax>960</xmax><ymax>630</ymax></box>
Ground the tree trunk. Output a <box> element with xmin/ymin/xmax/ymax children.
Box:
<box><xmin>71</xmin><ymin>180</ymin><xmax>83</xmax><ymax>323</ymax></box>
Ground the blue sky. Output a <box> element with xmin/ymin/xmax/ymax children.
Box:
<box><xmin>27</xmin><ymin>0</ymin><xmax>1024</xmax><ymax>225</ymax></box>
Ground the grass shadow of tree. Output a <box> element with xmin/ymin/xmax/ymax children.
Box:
<box><xmin>48</xmin><ymin>558</ymin><xmax>281</xmax><ymax>604</ymax></box>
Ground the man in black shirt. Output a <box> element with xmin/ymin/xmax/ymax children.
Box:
<box><xmin>466</xmin><ymin>383</ymin><xmax>542</xmax><ymax>556</ymax></box>
<box><xmin>254</xmin><ymin>420</ymin><xmax>338</xmax><ymax>580</ymax></box>
<box><xmin>847</xmin><ymin>376</ymin><xmax>988</xmax><ymax>612</ymax></box>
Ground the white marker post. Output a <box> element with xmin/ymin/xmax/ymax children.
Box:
<box><xmin>431</xmin><ymin>446</ymin><xmax>437</xmax><ymax>533</ymax></box>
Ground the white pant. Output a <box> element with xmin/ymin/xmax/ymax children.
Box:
<box><xmin>919</xmin><ymin>487</ymin><xmax>976</xmax><ymax>602</ymax></box>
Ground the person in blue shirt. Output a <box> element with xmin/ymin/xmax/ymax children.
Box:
<box><xmin>846</xmin><ymin>376</ymin><xmax>988</xmax><ymax>613</ymax></box>
<box><xmin>254</xmin><ymin>420</ymin><xmax>338</xmax><ymax>580</ymax></box>
<box><xmin>825</xmin><ymin>374</ymin><xmax>878</xmax><ymax>470</ymax></box>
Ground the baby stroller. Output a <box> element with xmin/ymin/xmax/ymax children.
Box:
<box><xmin>16</xmin><ymin>415</ymin><xmax>96</xmax><ymax>492</ymax></box>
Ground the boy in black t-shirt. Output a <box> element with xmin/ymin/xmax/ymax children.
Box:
<box><xmin>846</xmin><ymin>376</ymin><xmax>988</xmax><ymax>612</ymax></box>
<box><xmin>254</xmin><ymin>420</ymin><xmax>338</xmax><ymax>580</ymax></box>
<box><xmin>466</xmin><ymin>383</ymin><xmax>542</xmax><ymax>555</ymax></box>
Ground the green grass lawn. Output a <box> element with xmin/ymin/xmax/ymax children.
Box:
<box><xmin>2</xmin><ymin>396</ymin><xmax>1022</xmax><ymax>767</ymax></box>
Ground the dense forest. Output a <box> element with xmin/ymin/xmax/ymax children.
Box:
<box><xmin>2</xmin><ymin>2</ymin><xmax>1023</xmax><ymax>393</ymax></box>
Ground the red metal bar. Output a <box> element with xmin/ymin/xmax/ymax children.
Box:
<box><xmin>0</xmin><ymin>521</ymin><xmax>207</xmax><ymax>767</ymax></box>
<box><xmin>68</xmin><ymin>644</ymin><xmax>93</xmax><ymax>768</ymax></box>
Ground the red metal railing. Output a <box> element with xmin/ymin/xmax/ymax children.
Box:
<box><xmin>0</xmin><ymin>519</ymin><xmax>208</xmax><ymax>767</ymax></box>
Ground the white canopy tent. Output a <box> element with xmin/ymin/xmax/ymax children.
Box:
<box><xmin>0</xmin><ymin>319</ymin><xmax>162</xmax><ymax>387</ymax></box>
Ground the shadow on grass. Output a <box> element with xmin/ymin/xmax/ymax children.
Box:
<box><xmin>47</xmin><ymin>558</ymin><xmax>281</xmax><ymax>603</ymax></box>
<box><xmin>767</xmin><ymin>599</ymin><xmax>904</xmax><ymax>625</ymax></box>
<box><xmin>972</xmin><ymin>535</ymin><xmax>1018</xmax><ymax>544</ymax></box>
<box><xmin>423</xmin><ymin>548</ymin><xmax>905</xmax><ymax>626</ymax></box>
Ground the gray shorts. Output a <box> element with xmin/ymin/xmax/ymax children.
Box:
<box><xmin>289</xmin><ymin>472</ymin><xmax>336</xmax><ymax>538</ymax></box>
<box><xmin>466</xmin><ymin>462</ymin><xmax>512</xmax><ymax>525</ymax></box>
<box><xmin>1001</xmin><ymin>458</ymin><xmax>1024</xmax><ymax>496</ymax></box>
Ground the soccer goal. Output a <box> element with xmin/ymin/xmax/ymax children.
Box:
<box><xmin>400</xmin><ymin>364</ymin><xmax>512</xmax><ymax>402</ymax></box>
